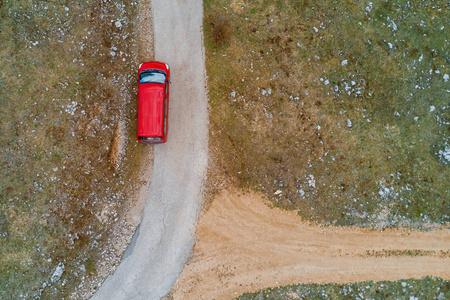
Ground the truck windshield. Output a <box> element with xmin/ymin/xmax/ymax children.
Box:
<box><xmin>140</xmin><ymin>70</ymin><xmax>166</xmax><ymax>84</ymax></box>
<box><xmin>139</xmin><ymin>136</ymin><xmax>163</xmax><ymax>142</ymax></box>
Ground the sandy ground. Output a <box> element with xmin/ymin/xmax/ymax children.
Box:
<box><xmin>92</xmin><ymin>0</ymin><xmax>209</xmax><ymax>299</ymax></box>
<box><xmin>171</xmin><ymin>189</ymin><xmax>450</xmax><ymax>299</ymax></box>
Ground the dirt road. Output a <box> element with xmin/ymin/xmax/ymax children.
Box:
<box><xmin>171</xmin><ymin>189</ymin><xmax>450</xmax><ymax>299</ymax></box>
<box><xmin>92</xmin><ymin>0</ymin><xmax>208</xmax><ymax>299</ymax></box>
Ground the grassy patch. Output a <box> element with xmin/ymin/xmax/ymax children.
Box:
<box><xmin>237</xmin><ymin>276</ymin><xmax>449</xmax><ymax>300</ymax></box>
<box><xmin>0</xmin><ymin>0</ymin><xmax>151</xmax><ymax>298</ymax></box>
<box><xmin>204</xmin><ymin>0</ymin><xmax>449</xmax><ymax>227</ymax></box>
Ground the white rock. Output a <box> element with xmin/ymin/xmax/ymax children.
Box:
<box><xmin>391</xmin><ymin>20</ymin><xmax>397</xmax><ymax>31</ymax></box>
<box><xmin>378</xmin><ymin>186</ymin><xmax>390</xmax><ymax>198</ymax></box>
<box><xmin>444</xmin><ymin>74</ymin><xmax>449</xmax><ymax>82</ymax></box>
<box><xmin>430</xmin><ymin>105</ymin><xmax>436</xmax><ymax>112</ymax></box>
<box><xmin>230</xmin><ymin>91</ymin><xmax>236</xmax><ymax>98</ymax></box>
<box><xmin>115</xmin><ymin>20</ymin><xmax>122</xmax><ymax>28</ymax></box>
<box><xmin>274</xmin><ymin>190</ymin><xmax>282</xmax><ymax>196</ymax></box>
<box><xmin>439</xmin><ymin>147</ymin><xmax>450</xmax><ymax>162</ymax></box>
<box><xmin>313</xmin><ymin>27</ymin><xmax>318</xmax><ymax>33</ymax></box>
<box><xmin>341</xmin><ymin>60</ymin><xmax>348</xmax><ymax>66</ymax></box>
<box><xmin>298</xmin><ymin>189</ymin><xmax>305</xmax><ymax>196</ymax></box>
<box><xmin>347</xmin><ymin>119</ymin><xmax>352</xmax><ymax>128</ymax></box>
<box><xmin>308</xmin><ymin>175</ymin><xmax>315</xmax><ymax>188</ymax></box>
<box><xmin>51</xmin><ymin>262</ymin><xmax>65</xmax><ymax>283</ymax></box>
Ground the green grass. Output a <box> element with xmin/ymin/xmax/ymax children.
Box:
<box><xmin>204</xmin><ymin>0</ymin><xmax>449</xmax><ymax>227</ymax></box>
<box><xmin>237</xmin><ymin>276</ymin><xmax>449</xmax><ymax>300</ymax></box>
<box><xmin>0</xmin><ymin>0</ymin><xmax>150</xmax><ymax>298</ymax></box>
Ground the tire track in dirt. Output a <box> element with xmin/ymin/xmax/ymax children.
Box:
<box><xmin>171</xmin><ymin>189</ymin><xmax>450</xmax><ymax>299</ymax></box>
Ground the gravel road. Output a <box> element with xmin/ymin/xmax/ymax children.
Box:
<box><xmin>92</xmin><ymin>0</ymin><xmax>208</xmax><ymax>299</ymax></box>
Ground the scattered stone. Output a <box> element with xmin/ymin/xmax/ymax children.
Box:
<box><xmin>308</xmin><ymin>175</ymin><xmax>315</xmax><ymax>188</ymax></box>
<box><xmin>261</xmin><ymin>88</ymin><xmax>271</xmax><ymax>96</ymax></box>
<box><xmin>51</xmin><ymin>262</ymin><xmax>65</xmax><ymax>283</ymax></box>
<box><xmin>390</xmin><ymin>20</ymin><xmax>397</xmax><ymax>31</ymax></box>
<box><xmin>438</xmin><ymin>147</ymin><xmax>450</xmax><ymax>162</ymax></box>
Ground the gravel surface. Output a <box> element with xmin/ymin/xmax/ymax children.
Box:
<box><xmin>92</xmin><ymin>0</ymin><xmax>208</xmax><ymax>299</ymax></box>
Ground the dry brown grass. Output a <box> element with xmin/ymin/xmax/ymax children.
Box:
<box><xmin>0</xmin><ymin>0</ymin><xmax>153</xmax><ymax>298</ymax></box>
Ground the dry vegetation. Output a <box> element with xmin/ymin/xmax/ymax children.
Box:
<box><xmin>238</xmin><ymin>276</ymin><xmax>449</xmax><ymax>300</ymax></box>
<box><xmin>204</xmin><ymin>0</ymin><xmax>449</xmax><ymax>228</ymax></box>
<box><xmin>0</xmin><ymin>0</ymin><xmax>153</xmax><ymax>298</ymax></box>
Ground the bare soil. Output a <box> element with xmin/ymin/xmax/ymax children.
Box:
<box><xmin>171</xmin><ymin>189</ymin><xmax>450</xmax><ymax>300</ymax></box>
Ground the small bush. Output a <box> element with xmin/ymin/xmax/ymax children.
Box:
<box><xmin>0</xmin><ymin>210</ymin><xmax>9</xmax><ymax>238</ymax></box>
<box><xmin>208</xmin><ymin>13</ymin><xmax>231</xmax><ymax>46</ymax></box>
